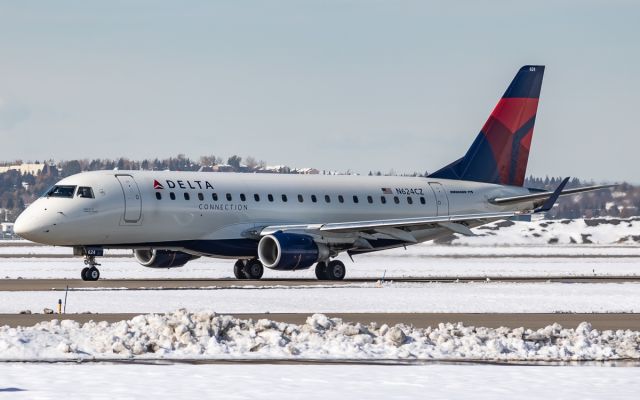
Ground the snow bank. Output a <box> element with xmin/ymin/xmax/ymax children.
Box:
<box><xmin>1</xmin><ymin>311</ymin><xmax>639</xmax><ymax>361</ymax></box>
<box><xmin>449</xmin><ymin>217</ymin><xmax>640</xmax><ymax>246</ymax></box>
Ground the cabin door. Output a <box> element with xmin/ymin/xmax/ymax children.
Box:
<box><xmin>116</xmin><ymin>175</ymin><xmax>142</xmax><ymax>223</ymax></box>
<box><xmin>429</xmin><ymin>182</ymin><xmax>450</xmax><ymax>216</ymax></box>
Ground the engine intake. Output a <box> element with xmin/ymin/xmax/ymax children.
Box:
<box><xmin>258</xmin><ymin>232</ymin><xmax>326</xmax><ymax>270</ymax></box>
<box><xmin>133</xmin><ymin>249</ymin><xmax>198</xmax><ymax>269</ymax></box>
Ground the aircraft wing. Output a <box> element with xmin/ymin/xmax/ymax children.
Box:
<box><xmin>490</xmin><ymin>184</ymin><xmax>614</xmax><ymax>206</ymax></box>
<box><xmin>259</xmin><ymin>211</ymin><xmax>517</xmax><ymax>240</ymax></box>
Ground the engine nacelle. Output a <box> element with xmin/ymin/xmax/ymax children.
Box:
<box><xmin>133</xmin><ymin>249</ymin><xmax>198</xmax><ymax>269</ymax></box>
<box><xmin>258</xmin><ymin>232</ymin><xmax>327</xmax><ymax>270</ymax></box>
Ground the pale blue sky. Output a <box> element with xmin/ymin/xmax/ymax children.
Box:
<box><xmin>0</xmin><ymin>1</ymin><xmax>637</xmax><ymax>182</ymax></box>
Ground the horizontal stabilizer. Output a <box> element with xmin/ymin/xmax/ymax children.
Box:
<box><xmin>490</xmin><ymin>184</ymin><xmax>614</xmax><ymax>206</ymax></box>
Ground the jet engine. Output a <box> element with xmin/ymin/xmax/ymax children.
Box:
<box><xmin>133</xmin><ymin>249</ymin><xmax>199</xmax><ymax>269</ymax></box>
<box><xmin>258</xmin><ymin>231</ymin><xmax>328</xmax><ymax>270</ymax></box>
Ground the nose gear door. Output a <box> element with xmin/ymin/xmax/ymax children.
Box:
<box><xmin>429</xmin><ymin>182</ymin><xmax>450</xmax><ymax>216</ymax></box>
<box><xmin>116</xmin><ymin>174</ymin><xmax>142</xmax><ymax>223</ymax></box>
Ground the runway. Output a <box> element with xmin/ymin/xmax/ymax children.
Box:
<box><xmin>2</xmin><ymin>276</ymin><xmax>640</xmax><ymax>291</ymax></box>
<box><xmin>2</xmin><ymin>312</ymin><xmax>640</xmax><ymax>330</ymax></box>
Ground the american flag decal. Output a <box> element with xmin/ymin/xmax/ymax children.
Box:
<box><xmin>153</xmin><ymin>180</ymin><xmax>164</xmax><ymax>190</ymax></box>
<box><xmin>381</xmin><ymin>188</ymin><xmax>392</xmax><ymax>194</ymax></box>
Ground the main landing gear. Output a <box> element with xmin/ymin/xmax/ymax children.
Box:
<box><xmin>233</xmin><ymin>259</ymin><xmax>264</xmax><ymax>280</ymax></box>
<box><xmin>81</xmin><ymin>255</ymin><xmax>101</xmax><ymax>281</ymax></box>
<box><xmin>315</xmin><ymin>260</ymin><xmax>346</xmax><ymax>281</ymax></box>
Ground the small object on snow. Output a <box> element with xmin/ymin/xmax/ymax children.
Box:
<box><xmin>57</xmin><ymin>299</ymin><xmax>62</xmax><ymax>314</ymax></box>
<box><xmin>43</xmin><ymin>308</ymin><xmax>54</xmax><ymax>315</ymax></box>
<box><xmin>19</xmin><ymin>310</ymin><xmax>31</xmax><ymax>314</ymax></box>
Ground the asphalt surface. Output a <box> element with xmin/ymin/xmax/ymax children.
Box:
<box><xmin>1</xmin><ymin>312</ymin><xmax>639</xmax><ymax>330</ymax></box>
<box><xmin>2</xmin><ymin>276</ymin><xmax>640</xmax><ymax>291</ymax></box>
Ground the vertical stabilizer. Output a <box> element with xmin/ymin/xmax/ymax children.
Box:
<box><xmin>429</xmin><ymin>65</ymin><xmax>545</xmax><ymax>186</ymax></box>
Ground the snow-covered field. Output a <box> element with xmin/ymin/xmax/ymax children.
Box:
<box><xmin>1</xmin><ymin>246</ymin><xmax>639</xmax><ymax>280</ymax></box>
<box><xmin>1</xmin><ymin>311</ymin><xmax>639</xmax><ymax>361</ymax></box>
<box><xmin>2</xmin><ymin>362</ymin><xmax>639</xmax><ymax>400</ymax></box>
<box><xmin>3</xmin><ymin>281</ymin><xmax>640</xmax><ymax>314</ymax></box>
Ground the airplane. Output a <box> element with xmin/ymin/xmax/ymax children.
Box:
<box><xmin>14</xmin><ymin>65</ymin><xmax>611</xmax><ymax>281</ymax></box>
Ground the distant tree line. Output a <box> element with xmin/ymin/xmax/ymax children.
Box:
<box><xmin>0</xmin><ymin>156</ymin><xmax>635</xmax><ymax>221</ymax></box>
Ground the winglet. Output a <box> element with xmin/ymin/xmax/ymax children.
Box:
<box><xmin>535</xmin><ymin>177</ymin><xmax>570</xmax><ymax>213</ymax></box>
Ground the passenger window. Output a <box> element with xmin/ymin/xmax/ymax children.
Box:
<box><xmin>407</xmin><ymin>197</ymin><xmax>413</xmax><ymax>205</ymax></box>
<box><xmin>311</xmin><ymin>195</ymin><xmax>317</xmax><ymax>203</ymax></box>
<box><xmin>77</xmin><ymin>187</ymin><xmax>94</xmax><ymax>199</ymax></box>
<box><xmin>353</xmin><ymin>195</ymin><xmax>359</xmax><ymax>204</ymax></box>
<box><xmin>212</xmin><ymin>193</ymin><xmax>218</xmax><ymax>201</ymax></box>
<box><xmin>226</xmin><ymin>193</ymin><xmax>232</xmax><ymax>201</ymax></box>
<box><xmin>394</xmin><ymin>196</ymin><xmax>400</xmax><ymax>204</ymax></box>
<box><xmin>298</xmin><ymin>194</ymin><xmax>304</xmax><ymax>203</ymax></box>
<box><xmin>268</xmin><ymin>194</ymin><xmax>274</xmax><ymax>202</ymax></box>
<box><xmin>325</xmin><ymin>195</ymin><xmax>331</xmax><ymax>203</ymax></box>
<box><xmin>282</xmin><ymin>194</ymin><xmax>288</xmax><ymax>202</ymax></box>
<box><xmin>198</xmin><ymin>193</ymin><xmax>204</xmax><ymax>201</ymax></box>
<box><xmin>420</xmin><ymin>196</ymin><xmax>426</xmax><ymax>205</ymax></box>
<box><xmin>367</xmin><ymin>195</ymin><xmax>373</xmax><ymax>204</ymax></box>
<box><xmin>338</xmin><ymin>195</ymin><xmax>344</xmax><ymax>203</ymax></box>
<box><xmin>254</xmin><ymin>194</ymin><xmax>260</xmax><ymax>202</ymax></box>
<box><xmin>155</xmin><ymin>192</ymin><xmax>162</xmax><ymax>200</ymax></box>
<box><xmin>240</xmin><ymin>194</ymin><xmax>246</xmax><ymax>202</ymax></box>
<box><xmin>184</xmin><ymin>193</ymin><xmax>190</xmax><ymax>201</ymax></box>
<box><xmin>170</xmin><ymin>192</ymin><xmax>176</xmax><ymax>200</ymax></box>
<box><xmin>380</xmin><ymin>196</ymin><xmax>387</xmax><ymax>204</ymax></box>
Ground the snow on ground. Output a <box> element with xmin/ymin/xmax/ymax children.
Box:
<box><xmin>3</xmin><ymin>281</ymin><xmax>640</xmax><ymax>314</ymax></box>
<box><xmin>451</xmin><ymin>217</ymin><xmax>640</xmax><ymax>245</ymax></box>
<box><xmin>1</xmin><ymin>363</ymin><xmax>639</xmax><ymax>400</ymax></box>
<box><xmin>1</xmin><ymin>311</ymin><xmax>639</xmax><ymax>361</ymax></box>
<box><xmin>1</xmin><ymin>246</ymin><xmax>639</xmax><ymax>280</ymax></box>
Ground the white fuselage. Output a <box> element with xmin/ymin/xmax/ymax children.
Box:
<box><xmin>15</xmin><ymin>170</ymin><xmax>532</xmax><ymax>257</ymax></box>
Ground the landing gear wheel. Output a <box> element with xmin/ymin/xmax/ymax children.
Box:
<box><xmin>81</xmin><ymin>267</ymin><xmax>91</xmax><ymax>281</ymax></box>
<box><xmin>87</xmin><ymin>267</ymin><xmax>100</xmax><ymax>281</ymax></box>
<box><xmin>326</xmin><ymin>260</ymin><xmax>346</xmax><ymax>280</ymax></box>
<box><xmin>233</xmin><ymin>260</ymin><xmax>247</xmax><ymax>279</ymax></box>
<box><xmin>242</xmin><ymin>259</ymin><xmax>264</xmax><ymax>280</ymax></box>
<box><xmin>315</xmin><ymin>262</ymin><xmax>329</xmax><ymax>280</ymax></box>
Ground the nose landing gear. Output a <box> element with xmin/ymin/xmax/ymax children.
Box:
<box><xmin>74</xmin><ymin>247</ymin><xmax>103</xmax><ymax>281</ymax></box>
<box><xmin>81</xmin><ymin>255</ymin><xmax>101</xmax><ymax>281</ymax></box>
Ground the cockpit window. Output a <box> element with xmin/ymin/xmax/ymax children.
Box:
<box><xmin>44</xmin><ymin>185</ymin><xmax>77</xmax><ymax>198</ymax></box>
<box><xmin>77</xmin><ymin>187</ymin><xmax>95</xmax><ymax>199</ymax></box>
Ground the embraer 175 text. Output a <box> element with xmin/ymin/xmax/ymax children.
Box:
<box><xmin>15</xmin><ymin>66</ymin><xmax>611</xmax><ymax>281</ymax></box>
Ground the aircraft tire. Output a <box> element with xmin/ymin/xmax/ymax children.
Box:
<box><xmin>326</xmin><ymin>260</ymin><xmax>346</xmax><ymax>280</ymax></box>
<box><xmin>315</xmin><ymin>262</ymin><xmax>329</xmax><ymax>280</ymax></box>
<box><xmin>243</xmin><ymin>259</ymin><xmax>264</xmax><ymax>280</ymax></box>
<box><xmin>81</xmin><ymin>267</ymin><xmax>91</xmax><ymax>281</ymax></box>
<box><xmin>233</xmin><ymin>260</ymin><xmax>248</xmax><ymax>279</ymax></box>
<box><xmin>88</xmin><ymin>267</ymin><xmax>100</xmax><ymax>281</ymax></box>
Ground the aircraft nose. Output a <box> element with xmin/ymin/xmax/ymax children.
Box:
<box><xmin>14</xmin><ymin>206</ymin><xmax>55</xmax><ymax>243</ymax></box>
<box><xmin>14</xmin><ymin>208</ymin><xmax>38</xmax><ymax>241</ymax></box>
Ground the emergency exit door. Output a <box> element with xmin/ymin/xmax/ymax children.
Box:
<box><xmin>116</xmin><ymin>175</ymin><xmax>142</xmax><ymax>223</ymax></box>
<box><xmin>429</xmin><ymin>182</ymin><xmax>449</xmax><ymax>216</ymax></box>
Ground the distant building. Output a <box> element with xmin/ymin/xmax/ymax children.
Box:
<box><xmin>211</xmin><ymin>164</ymin><xmax>235</xmax><ymax>172</ymax></box>
<box><xmin>1</xmin><ymin>222</ymin><xmax>14</xmax><ymax>235</ymax></box>
<box><xmin>297</xmin><ymin>168</ymin><xmax>320</xmax><ymax>175</ymax></box>
<box><xmin>0</xmin><ymin>162</ymin><xmax>45</xmax><ymax>175</ymax></box>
